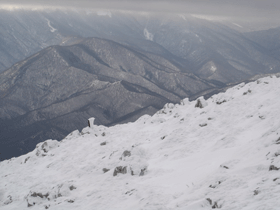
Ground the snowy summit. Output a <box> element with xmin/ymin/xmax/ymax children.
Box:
<box><xmin>1</xmin><ymin>76</ymin><xmax>280</xmax><ymax>210</ymax></box>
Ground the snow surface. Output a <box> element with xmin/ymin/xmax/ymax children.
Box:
<box><xmin>144</xmin><ymin>28</ymin><xmax>154</xmax><ymax>41</ymax></box>
<box><xmin>1</xmin><ymin>76</ymin><xmax>280</xmax><ymax>210</ymax></box>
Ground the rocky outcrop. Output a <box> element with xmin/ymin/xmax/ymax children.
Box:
<box><xmin>113</xmin><ymin>166</ymin><xmax>127</xmax><ymax>176</ymax></box>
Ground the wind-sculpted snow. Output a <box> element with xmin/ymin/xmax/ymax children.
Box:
<box><xmin>1</xmin><ymin>76</ymin><xmax>280</xmax><ymax>209</ymax></box>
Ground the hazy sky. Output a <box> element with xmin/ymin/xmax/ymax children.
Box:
<box><xmin>1</xmin><ymin>0</ymin><xmax>280</xmax><ymax>21</ymax></box>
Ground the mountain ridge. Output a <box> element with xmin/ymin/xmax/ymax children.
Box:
<box><xmin>0</xmin><ymin>37</ymin><xmax>219</xmax><ymax>160</ymax></box>
<box><xmin>1</xmin><ymin>75</ymin><xmax>280</xmax><ymax>209</ymax></box>
<box><xmin>2</xmin><ymin>10</ymin><xmax>280</xmax><ymax>161</ymax></box>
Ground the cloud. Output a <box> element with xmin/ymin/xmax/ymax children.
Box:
<box><xmin>0</xmin><ymin>0</ymin><xmax>280</xmax><ymax>21</ymax></box>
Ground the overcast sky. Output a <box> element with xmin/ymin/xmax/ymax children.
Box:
<box><xmin>1</xmin><ymin>0</ymin><xmax>280</xmax><ymax>21</ymax></box>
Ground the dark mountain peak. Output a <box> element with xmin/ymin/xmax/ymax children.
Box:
<box><xmin>0</xmin><ymin>36</ymin><xmax>221</xmax><ymax>160</ymax></box>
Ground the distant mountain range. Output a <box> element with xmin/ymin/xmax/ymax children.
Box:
<box><xmin>1</xmin><ymin>9</ymin><xmax>280</xmax><ymax>160</ymax></box>
<box><xmin>0</xmin><ymin>37</ymin><xmax>220</xmax><ymax>160</ymax></box>
<box><xmin>245</xmin><ymin>26</ymin><xmax>280</xmax><ymax>61</ymax></box>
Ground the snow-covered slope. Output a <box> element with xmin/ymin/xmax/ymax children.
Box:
<box><xmin>1</xmin><ymin>76</ymin><xmax>280</xmax><ymax>210</ymax></box>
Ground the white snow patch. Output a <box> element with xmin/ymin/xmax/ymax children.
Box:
<box><xmin>232</xmin><ymin>22</ymin><xmax>243</xmax><ymax>28</ymax></box>
<box><xmin>97</xmin><ymin>11</ymin><xmax>112</xmax><ymax>18</ymax></box>
<box><xmin>191</xmin><ymin>14</ymin><xmax>229</xmax><ymax>21</ymax></box>
<box><xmin>1</xmin><ymin>76</ymin><xmax>280</xmax><ymax>209</ymax></box>
<box><xmin>195</xmin><ymin>34</ymin><xmax>202</xmax><ymax>43</ymax></box>
<box><xmin>210</xmin><ymin>65</ymin><xmax>217</xmax><ymax>72</ymax></box>
<box><xmin>144</xmin><ymin>28</ymin><xmax>154</xmax><ymax>41</ymax></box>
<box><xmin>45</xmin><ymin>18</ymin><xmax>57</xmax><ymax>33</ymax></box>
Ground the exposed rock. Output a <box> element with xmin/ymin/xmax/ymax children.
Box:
<box><xmin>125</xmin><ymin>189</ymin><xmax>135</xmax><ymax>195</ymax></box>
<box><xmin>30</xmin><ymin>192</ymin><xmax>49</xmax><ymax>199</ymax></box>
<box><xmin>35</xmin><ymin>140</ymin><xmax>59</xmax><ymax>157</ymax></box>
<box><xmin>199</xmin><ymin>123</ymin><xmax>207</xmax><ymax>127</ymax></box>
<box><xmin>100</xmin><ymin>142</ymin><xmax>107</xmax><ymax>146</ymax></box>
<box><xmin>220</xmin><ymin>165</ymin><xmax>229</xmax><ymax>169</ymax></box>
<box><xmin>195</xmin><ymin>97</ymin><xmax>208</xmax><ymax>109</ymax></box>
<box><xmin>103</xmin><ymin>168</ymin><xmax>110</xmax><ymax>173</ymax></box>
<box><xmin>195</xmin><ymin>99</ymin><xmax>203</xmax><ymax>108</ymax></box>
<box><xmin>24</xmin><ymin>157</ymin><xmax>30</xmax><ymax>163</ymax></box>
<box><xmin>122</xmin><ymin>151</ymin><xmax>131</xmax><ymax>157</ymax></box>
<box><xmin>209</xmin><ymin>181</ymin><xmax>222</xmax><ymax>188</ymax></box>
<box><xmin>269</xmin><ymin>165</ymin><xmax>279</xmax><ymax>171</ymax></box>
<box><xmin>243</xmin><ymin>90</ymin><xmax>252</xmax><ymax>95</ymax></box>
<box><xmin>254</xmin><ymin>189</ymin><xmax>259</xmax><ymax>195</ymax></box>
<box><xmin>3</xmin><ymin>195</ymin><xmax>13</xmax><ymax>205</ymax></box>
<box><xmin>206</xmin><ymin>198</ymin><xmax>212</xmax><ymax>205</ymax></box>
<box><xmin>69</xmin><ymin>185</ymin><xmax>77</xmax><ymax>191</ymax></box>
<box><xmin>212</xmin><ymin>201</ymin><xmax>219</xmax><ymax>209</ymax></box>
<box><xmin>120</xmin><ymin>150</ymin><xmax>131</xmax><ymax>160</ymax></box>
<box><xmin>113</xmin><ymin>166</ymin><xmax>127</xmax><ymax>176</ymax></box>
<box><xmin>139</xmin><ymin>168</ymin><xmax>146</xmax><ymax>176</ymax></box>
<box><xmin>216</xmin><ymin>100</ymin><xmax>227</xmax><ymax>105</ymax></box>
<box><xmin>259</xmin><ymin>115</ymin><xmax>265</xmax><ymax>120</ymax></box>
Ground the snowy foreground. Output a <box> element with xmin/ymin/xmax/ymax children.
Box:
<box><xmin>1</xmin><ymin>76</ymin><xmax>280</xmax><ymax>210</ymax></box>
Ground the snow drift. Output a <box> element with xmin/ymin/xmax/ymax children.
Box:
<box><xmin>1</xmin><ymin>76</ymin><xmax>280</xmax><ymax>210</ymax></box>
